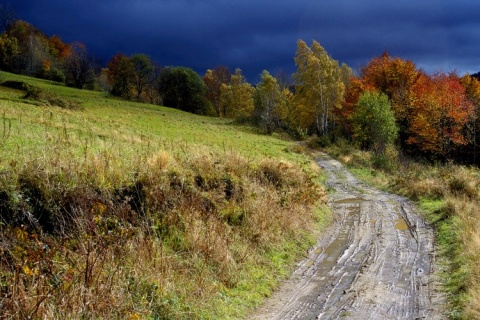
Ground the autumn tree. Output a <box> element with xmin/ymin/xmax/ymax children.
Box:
<box><xmin>220</xmin><ymin>68</ymin><xmax>254</xmax><ymax>119</ymax></box>
<box><xmin>408</xmin><ymin>72</ymin><xmax>475</xmax><ymax>158</ymax></box>
<box><xmin>253</xmin><ymin>70</ymin><xmax>285</xmax><ymax>134</ymax></box>
<box><xmin>64</xmin><ymin>42</ymin><xmax>95</xmax><ymax>89</ymax></box>
<box><xmin>2</xmin><ymin>20</ymin><xmax>47</xmax><ymax>75</ymax></box>
<box><xmin>203</xmin><ymin>66</ymin><xmax>231</xmax><ymax>117</ymax></box>
<box><xmin>460</xmin><ymin>74</ymin><xmax>480</xmax><ymax>162</ymax></box>
<box><xmin>107</xmin><ymin>53</ymin><xmax>135</xmax><ymax>98</ymax></box>
<box><xmin>293</xmin><ymin>40</ymin><xmax>345</xmax><ymax>136</ymax></box>
<box><xmin>0</xmin><ymin>32</ymin><xmax>18</xmax><ymax>70</ymax></box>
<box><xmin>158</xmin><ymin>67</ymin><xmax>212</xmax><ymax>115</ymax></box>
<box><xmin>346</xmin><ymin>52</ymin><xmax>421</xmax><ymax>146</ymax></box>
<box><xmin>352</xmin><ymin>91</ymin><xmax>398</xmax><ymax>153</ymax></box>
<box><xmin>48</xmin><ymin>35</ymin><xmax>71</xmax><ymax>60</ymax></box>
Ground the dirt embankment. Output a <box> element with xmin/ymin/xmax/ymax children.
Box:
<box><xmin>252</xmin><ymin>153</ymin><xmax>445</xmax><ymax>319</ymax></box>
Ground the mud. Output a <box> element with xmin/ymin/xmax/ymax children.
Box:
<box><xmin>252</xmin><ymin>152</ymin><xmax>445</xmax><ymax>319</ymax></box>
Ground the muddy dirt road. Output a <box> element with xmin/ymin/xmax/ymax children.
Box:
<box><xmin>252</xmin><ymin>153</ymin><xmax>445</xmax><ymax>319</ymax></box>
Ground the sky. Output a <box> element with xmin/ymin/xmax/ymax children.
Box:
<box><xmin>7</xmin><ymin>0</ymin><xmax>480</xmax><ymax>82</ymax></box>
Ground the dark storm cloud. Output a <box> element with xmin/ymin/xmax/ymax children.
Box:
<box><xmin>8</xmin><ymin>0</ymin><xmax>480</xmax><ymax>81</ymax></box>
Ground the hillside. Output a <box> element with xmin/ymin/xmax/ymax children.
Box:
<box><xmin>0</xmin><ymin>72</ymin><xmax>329</xmax><ymax>319</ymax></box>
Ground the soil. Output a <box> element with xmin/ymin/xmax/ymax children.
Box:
<box><xmin>251</xmin><ymin>152</ymin><xmax>445</xmax><ymax>319</ymax></box>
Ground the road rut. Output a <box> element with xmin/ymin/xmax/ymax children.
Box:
<box><xmin>252</xmin><ymin>152</ymin><xmax>445</xmax><ymax>319</ymax></box>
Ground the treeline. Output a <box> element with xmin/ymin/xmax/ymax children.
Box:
<box><xmin>1</xmin><ymin>17</ymin><xmax>480</xmax><ymax>163</ymax></box>
<box><xmin>103</xmin><ymin>42</ymin><xmax>480</xmax><ymax>164</ymax></box>
<box><xmin>339</xmin><ymin>52</ymin><xmax>480</xmax><ymax>163</ymax></box>
<box><xmin>0</xmin><ymin>19</ymin><xmax>96</xmax><ymax>88</ymax></box>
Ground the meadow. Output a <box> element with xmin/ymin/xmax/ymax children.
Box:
<box><xmin>0</xmin><ymin>72</ymin><xmax>329</xmax><ymax>319</ymax></box>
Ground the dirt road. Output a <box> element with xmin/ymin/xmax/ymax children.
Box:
<box><xmin>252</xmin><ymin>153</ymin><xmax>445</xmax><ymax>319</ymax></box>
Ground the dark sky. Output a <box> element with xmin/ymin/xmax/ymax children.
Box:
<box><xmin>8</xmin><ymin>0</ymin><xmax>480</xmax><ymax>82</ymax></box>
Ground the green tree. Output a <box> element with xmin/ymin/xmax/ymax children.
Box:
<box><xmin>158</xmin><ymin>67</ymin><xmax>212</xmax><ymax>115</ymax></box>
<box><xmin>352</xmin><ymin>90</ymin><xmax>398</xmax><ymax>153</ymax></box>
<box><xmin>130</xmin><ymin>54</ymin><xmax>154</xmax><ymax>100</ymax></box>
<box><xmin>254</xmin><ymin>70</ymin><xmax>284</xmax><ymax>134</ymax></box>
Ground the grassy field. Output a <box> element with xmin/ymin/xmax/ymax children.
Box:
<box><xmin>0</xmin><ymin>72</ymin><xmax>330</xmax><ymax>319</ymax></box>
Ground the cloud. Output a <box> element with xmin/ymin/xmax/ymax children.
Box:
<box><xmin>9</xmin><ymin>0</ymin><xmax>480</xmax><ymax>80</ymax></box>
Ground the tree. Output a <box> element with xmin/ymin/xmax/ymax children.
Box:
<box><xmin>203</xmin><ymin>66</ymin><xmax>231</xmax><ymax>117</ymax></box>
<box><xmin>64</xmin><ymin>42</ymin><xmax>94</xmax><ymax>89</ymax></box>
<box><xmin>107</xmin><ymin>53</ymin><xmax>135</xmax><ymax>98</ymax></box>
<box><xmin>130</xmin><ymin>54</ymin><xmax>154</xmax><ymax>100</ymax></box>
<box><xmin>361</xmin><ymin>52</ymin><xmax>422</xmax><ymax>139</ymax></box>
<box><xmin>48</xmin><ymin>35</ymin><xmax>71</xmax><ymax>59</ymax></box>
<box><xmin>407</xmin><ymin>72</ymin><xmax>475</xmax><ymax>158</ymax></box>
<box><xmin>0</xmin><ymin>32</ymin><xmax>18</xmax><ymax>70</ymax></box>
<box><xmin>220</xmin><ymin>68</ymin><xmax>254</xmax><ymax>119</ymax></box>
<box><xmin>274</xmin><ymin>69</ymin><xmax>293</xmax><ymax>90</ymax></box>
<box><xmin>293</xmin><ymin>40</ymin><xmax>345</xmax><ymax>136</ymax></box>
<box><xmin>352</xmin><ymin>90</ymin><xmax>398</xmax><ymax>153</ymax></box>
<box><xmin>460</xmin><ymin>74</ymin><xmax>480</xmax><ymax>163</ymax></box>
<box><xmin>3</xmin><ymin>20</ymin><xmax>48</xmax><ymax>75</ymax></box>
<box><xmin>158</xmin><ymin>67</ymin><xmax>212</xmax><ymax>115</ymax></box>
<box><xmin>254</xmin><ymin>70</ymin><xmax>285</xmax><ymax>134</ymax></box>
<box><xmin>144</xmin><ymin>64</ymin><xmax>163</xmax><ymax>105</ymax></box>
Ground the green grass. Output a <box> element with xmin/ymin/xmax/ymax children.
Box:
<box><xmin>0</xmin><ymin>71</ymin><xmax>329</xmax><ymax>319</ymax></box>
<box><xmin>418</xmin><ymin>198</ymin><xmax>468</xmax><ymax>319</ymax></box>
<box><xmin>0</xmin><ymin>71</ymin><xmax>305</xmax><ymax>164</ymax></box>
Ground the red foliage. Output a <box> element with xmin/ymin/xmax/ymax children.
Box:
<box><xmin>48</xmin><ymin>35</ymin><xmax>71</xmax><ymax>59</ymax></box>
<box><xmin>408</xmin><ymin>73</ymin><xmax>475</xmax><ymax>155</ymax></box>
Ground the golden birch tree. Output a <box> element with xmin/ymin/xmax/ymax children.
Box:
<box><xmin>220</xmin><ymin>68</ymin><xmax>254</xmax><ymax>119</ymax></box>
<box><xmin>293</xmin><ymin>40</ymin><xmax>345</xmax><ymax>136</ymax></box>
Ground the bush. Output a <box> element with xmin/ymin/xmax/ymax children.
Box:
<box><xmin>371</xmin><ymin>146</ymin><xmax>399</xmax><ymax>172</ymax></box>
<box><xmin>352</xmin><ymin>91</ymin><xmax>398</xmax><ymax>153</ymax></box>
<box><xmin>1</xmin><ymin>80</ymin><xmax>30</xmax><ymax>91</ymax></box>
<box><xmin>23</xmin><ymin>85</ymin><xmax>83</xmax><ymax>110</ymax></box>
<box><xmin>48</xmin><ymin>68</ymin><xmax>66</xmax><ymax>83</ymax></box>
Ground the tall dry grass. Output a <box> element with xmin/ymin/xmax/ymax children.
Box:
<box><xmin>0</xmin><ymin>142</ymin><xmax>326</xmax><ymax>319</ymax></box>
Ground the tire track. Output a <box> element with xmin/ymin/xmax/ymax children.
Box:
<box><xmin>252</xmin><ymin>153</ymin><xmax>445</xmax><ymax>319</ymax></box>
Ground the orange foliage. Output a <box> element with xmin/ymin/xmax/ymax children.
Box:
<box><xmin>359</xmin><ymin>52</ymin><xmax>420</xmax><ymax>122</ymax></box>
<box><xmin>460</xmin><ymin>74</ymin><xmax>480</xmax><ymax>107</ymax></box>
<box><xmin>106</xmin><ymin>53</ymin><xmax>130</xmax><ymax>83</ymax></box>
<box><xmin>42</xmin><ymin>59</ymin><xmax>51</xmax><ymax>72</ymax></box>
<box><xmin>342</xmin><ymin>52</ymin><xmax>474</xmax><ymax>158</ymax></box>
<box><xmin>48</xmin><ymin>35</ymin><xmax>71</xmax><ymax>59</ymax></box>
<box><xmin>408</xmin><ymin>73</ymin><xmax>475</xmax><ymax>154</ymax></box>
<box><xmin>341</xmin><ymin>52</ymin><xmax>480</xmax><ymax>156</ymax></box>
<box><xmin>341</xmin><ymin>52</ymin><xmax>420</xmax><ymax>136</ymax></box>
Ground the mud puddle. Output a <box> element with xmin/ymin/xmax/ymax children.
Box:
<box><xmin>252</xmin><ymin>152</ymin><xmax>445</xmax><ymax>320</ymax></box>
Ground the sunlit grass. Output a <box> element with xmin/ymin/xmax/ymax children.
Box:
<box><xmin>0</xmin><ymin>71</ymin><xmax>329</xmax><ymax>319</ymax></box>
